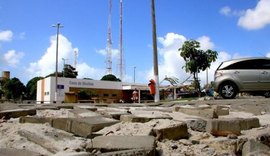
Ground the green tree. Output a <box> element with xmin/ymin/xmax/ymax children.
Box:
<box><xmin>63</xmin><ymin>64</ymin><xmax>78</xmax><ymax>78</ymax></box>
<box><xmin>45</xmin><ymin>72</ymin><xmax>63</xmax><ymax>78</ymax></box>
<box><xmin>25</xmin><ymin>77</ymin><xmax>43</xmax><ymax>100</ymax></box>
<box><xmin>3</xmin><ymin>77</ymin><xmax>26</xmax><ymax>100</ymax></box>
<box><xmin>179</xmin><ymin>40</ymin><xmax>218</xmax><ymax>94</ymax></box>
<box><xmin>101</xmin><ymin>74</ymin><xmax>121</xmax><ymax>82</ymax></box>
<box><xmin>77</xmin><ymin>90</ymin><xmax>91</xmax><ymax>100</ymax></box>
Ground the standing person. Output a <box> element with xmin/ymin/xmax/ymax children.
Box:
<box><xmin>131</xmin><ymin>88</ymin><xmax>139</xmax><ymax>103</ymax></box>
<box><xmin>148</xmin><ymin>79</ymin><xmax>156</xmax><ymax>97</ymax></box>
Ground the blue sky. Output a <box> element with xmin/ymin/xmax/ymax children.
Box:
<box><xmin>1</xmin><ymin>0</ymin><xmax>270</xmax><ymax>85</ymax></box>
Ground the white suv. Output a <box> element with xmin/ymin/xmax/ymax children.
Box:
<box><xmin>214</xmin><ymin>57</ymin><xmax>270</xmax><ymax>99</ymax></box>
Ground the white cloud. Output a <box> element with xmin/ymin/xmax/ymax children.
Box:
<box><xmin>26</xmin><ymin>34</ymin><xmax>106</xmax><ymax>80</ymax></box>
<box><xmin>76</xmin><ymin>62</ymin><xmax>105</xmax><ymax>80</ymax></box>
<box><xmin>97</xmin><ymin>48</ymin><xmax>119</xmax><ymax>59</ymax></box>
<box><xmin>3</xmin><ymin>50</ymin><xmax>24</xmax><ymax>67</ymax></box>
<box><xmin>196</xmin><ymin>36</ymin><xmax>214</xmax><ymax>51</ymax></box>
<box><xmin>0</xmin><ymin>30</ymin><xmax>13</xmax><ymax>42</ymax></box>
<box><xmin>220</xmin><ymin>6</ymin><xmax>231</xmax><ymax>16</ymax></box>
<box><xmin>26</xmin><ymin>34</ymin><xmax>76</xmax><ymax>78</ymax></box>
<box><xmin>266</xmin><ymin>52</ymin><xmax>270</xmax><ymax>58</ymax></box>
<box><xmin>238</xmin><ymin>0</ymin><xmax>270</xmax><ymax>30</ymax></box>
<box><xmin>144</xmin><ymin>33</ymin><xmax>233</xmax><ymax>87</ymax></box>
<box><xmin>220</xmin><ymin>6</ymin><xmax>244</xmax><ymax>17</ymax></box>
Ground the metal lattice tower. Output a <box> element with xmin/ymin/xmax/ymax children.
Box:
<box><xmin>106</xmin><ymin>0</ymin><xmax>113</xmax><ymax>74</ymax></box>
<box><xmin>118</xmin><ymin>0</ymin><xmax>125</xmax><ymax>80</ymax></box>
<box><xmin>74</xmin><ymin>50</ymin><xmax>78</xmax><ymax>69</ymax></box>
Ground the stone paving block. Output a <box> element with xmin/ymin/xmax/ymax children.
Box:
<box><xmin>242</xmin><ymin>139</ymin><xmax>270</xmax><ymax>156</ymax></box>
<box><xmin>91</xmin><ymin>136</ymin><xmax>155</xmax><ymax>155</ymax></box>
<box><xmin>52</xmin><ymin>118</ymin><xmax>72</xmax><ymax>132</ymax></box>
<box><xmin>18</xmin><ymin>130</ymin><xmax>60</xmax><ymax>154</ymax></box>
<box><xmin>200</xmin><ymin>137</ymin><xmax>247</xmax><ymax>154</ymax></box>
<box><xmin>73</xmin><ymin>117</ymin><xmax>119</xmax><ymax>132</ymax></box>
<box><xmin>52</xmin><ymin>117</ymin><xmax>118</xmax><ymax>138</ymax></box>
<box><xmin>175</xmin><ymin>106</ymin><xmax>218</xmax><ymax>119</ymax></box>
<box><xmin>120</xmin><ymin>114</ymin><xmax>172</xmax><ymax>123</ymax></box>
<box><xmin>153</xmin><ymin>122</ymin><xmax>188</xmax><ymax>140</ymax></box>
<box><xmin>239</xmin><ymin>118</ymin><xmax>260</xmax><ymax>130</ymax></box>
<box><xmin>53</xmin><ymin>152</ymin><xmax>91</xmax><ymax>156</ymax></box>
<box><xmin>99</xmin><ymin>149</ymin><xmax>154</xmax><ymax>156</ymax></box>
<box><xmin>35</xmin><ymin>105</ymin><xmax>59</xmax><ymax>110</ymax></box>
<box><xmin>99</xmin><ymin>111</ymin><xmax>130</xmax><ymax>120</ymax></box>
<box><xmin>74</xmin><ymin>105</ymin><xmax>97</xmax><ymax>112</ymax></box>
<box><xmin>0</xmin><ymin>148</ymin><xmax>42</xmax><ymax>156</ymax></box>
<box><xmin>68</xmin><ymin>108</ymin><xmax>101</xmax><ymax>118</ymax></box>
<box><xmin>19</xmin><ymin>116</ymin><xmax>53</xmax><ymax>125</ymax></box>
<box><xmin>0</xmin><ymin>109</ymin><xmax>36</xmax><ymax>119</ymax></box>
<box><xmin>55</xmin><ymin>104</ymin><xmax>75</xmax><ymax>109</ymax></box>
<box><xmin>0</xmin><ymin>104</ymin><xmax>22</xmax><ymax>110</ymax></box>
<box><xmin>206</xmin><ymin>118</ymin><xmax>260</xmax><ymax>136</ymax></box>
<box><xmin>213</xmin><ymin>105</ymin><xmax>229</xmax><ymax>116</ymax></box>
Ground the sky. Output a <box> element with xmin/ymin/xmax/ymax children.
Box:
<box><xmin>1</xmin><ymin>0</ymin><xmax>270</xmax><ymax>86</ymax></box>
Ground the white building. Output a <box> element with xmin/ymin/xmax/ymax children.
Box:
<box><xmin>36</xmin><ymin>76</ymin><xmax>153</xmax><ymax>104</ymax></box>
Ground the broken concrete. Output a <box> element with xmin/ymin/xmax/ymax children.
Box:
<box><xmin>153</xmin><ymin>122</ymin><xmax>188</xmax><ymax>140</ymax></box>
<box><xmin>1</xmin><ymin>97</ymin><xmax>270</xmax><ymax>155</ymax></box>
<box><xmin>186</xmin><ymin>119</ymin><xmax>207</xmax><ymax>132</ymax></box>
<box><xmin>120</xmin><ymin>114</ymin><xmax>172</xmax><ymax>123</ymax></box>
<box><xmin>73</xmin><ymin>105</ymin><xmax>97</xmax><ymax>112</ymax></box>
<box><xmin>242</xmin><ymin>139</ymin><xmax>270</xmax><ymax>156</ymax></box>
<box><xmin>0</xmin><ymin>148</ymin><xmax>42</xmax><ymax>156</ymax></box>
<box><xmin>0</xmin><ymin>108</ymin><xmax>36</xmax><ymax>119</ymax></box>
<box><xmin>90</xmin><ymin>136</ymin><xmax>155</xmax><ymax>155</ymax></box>
<box><xmin>68</xmin><ymin>108</ymin><xmax>101</xmax><ymax>118</ymax></box>
<box><xmin>206</xmin><ymin>118</ymin><xmax>260</xmax><ymax>136</ymax></box>
<box><xmin>174</xmin><ymin>105</ymin><xmax>218</xmax><ymax>119</ymax></box>
<box><xmin>98</xmin><ymin>149</ymin><xmax>154</xmax><ymax>156</ymax></box>
<box><xmin>213</xmin><ymin>105</ymin><xmax>230</xmax><ymax>116</ymax></box>
<box><xmin>52</xmin><ymin>117</ymin><xmax>119</xmax><ymax>137</ymax></box>
<box><xmin>19</xmin><ymin>116</ymin><xmax>53</xmax><ymax>125</ymax></box>
<box><xmin>201</xmin><ymin>137</ymin><xmax>247</xmax><ymax>154</ymax></box>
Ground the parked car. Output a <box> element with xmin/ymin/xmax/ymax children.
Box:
<box><xmin>213</xmin><ymin>57</ymin><xmax>270</xmax><ymax>99</ymax></box>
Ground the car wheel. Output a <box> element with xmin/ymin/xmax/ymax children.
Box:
<box><xmin>264</xmin><ymin>91</ymin><xmax>270</xmax><ymax>98</ymax></box>
<box><xmin>219</xmin><ymin>82</ymin><xmax>238</xmax><ymax>99</ymax></box>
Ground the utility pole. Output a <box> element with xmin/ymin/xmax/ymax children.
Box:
<box><xmin>133</xmin><ymin>66</ymin><xmax>136</xmax><ymax>83</ymax></box>
<box><xmin>151</xmin><ymin>0</ymin><xmax>160</xmax><ymax>102</ymax></box>
<box><xmin>52</xmin><ymin>23</ymin><xmax>63</xmax><ymax>103</ymax></box>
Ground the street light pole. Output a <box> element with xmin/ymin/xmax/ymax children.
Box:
<box><xmin>151</xmin><ymin>0</ymin><xmax>160</xmax><ymax>102</ymax></box>
<box><xmin>52</xmin><ymin>23</ymin><xmax>63</xmax><ymax>103</ymax></box>
<box><xmin>133</xmin><ymin>66</ymin><xmax>136</xmax><ymax>83</ymax></box>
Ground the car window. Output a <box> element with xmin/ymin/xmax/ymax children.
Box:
<box><xmin>259</xmin><ymin>59</ymin><xmax>270</xmax><ymax>69</ymax></box>
<box><xmin>224</xmin><ymin>60</ymin><xmax>259</xmax><ymax>70</ymax></box>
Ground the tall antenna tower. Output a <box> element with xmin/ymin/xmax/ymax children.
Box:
<box><xmin>118</xmin><ymin>0</ymin><xmax>125</xmax><ymax>80</ymax></box>
<box><xmin>74</xmin><ymin>50</ymin><xmax>78</xmax><ymax>69</ymax></box>
<box><xmin>106</xmin><ymin>0</ymin><xmax>113</xmax><ymax>74</ymax></box>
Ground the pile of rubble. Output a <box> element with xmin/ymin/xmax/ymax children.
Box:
<box><xmin>0</xmin><ymin>99</ymin><xmax>270</xmax><ymax>156</ymax></box>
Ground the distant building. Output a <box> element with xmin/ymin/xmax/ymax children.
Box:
<box><xmin>36</xmin><ymin>76</ymin><xmax>154</xmax><ymax>104</ymax></box>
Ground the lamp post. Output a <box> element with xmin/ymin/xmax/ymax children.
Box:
<box><xmin>52</xmin><ymin>23</ymin><xmax>63</xmax><ymax>103</ymax></box>
<box><xmin>133</xmin><ymin>66</ymin><xmax>136</xmax><ymax>83</ymax></box>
